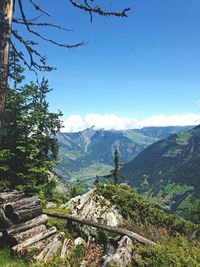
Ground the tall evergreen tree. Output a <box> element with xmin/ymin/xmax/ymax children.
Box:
<box><xmin>0</xmin><ymin>59</ymin><xmax>62</xmax><ymax>192</ymax></box>
<box><xmin>105</xmin><ymin>148</ymin><xmax>125</xmax><ymax>184</ymax></box>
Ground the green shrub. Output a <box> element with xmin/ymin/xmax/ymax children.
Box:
<box><xmin>135</xmin><ymin>236</ymin><xmax>200</xmax><ymax>267</ymax></box>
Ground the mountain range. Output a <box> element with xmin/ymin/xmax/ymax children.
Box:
<box><xmin>55</xmin><ymin>126</ymin><xmax>193</xmax><ymax>188</ymax></box>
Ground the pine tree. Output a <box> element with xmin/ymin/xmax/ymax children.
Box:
<box><xmin>0</xmin><ymin>58</ymin><xmax>62</xmax><ymax>192</ymax></box>
<box><xmin>105</xmin><ymin>148</ymin><xmax>125</xmax><ymax>184</ymax></box>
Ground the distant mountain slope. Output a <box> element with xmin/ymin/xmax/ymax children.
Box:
<box><xmin>120</xmin><ymin>125</ymin><xmax>200</xmax><ymax>217</ymax></box>
<box><xmin>55</xmin><ymin>126</ymin><xmax>194</xmax><ymax>188</ymax></box>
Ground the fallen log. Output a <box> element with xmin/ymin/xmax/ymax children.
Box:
<box><xmin>43</xmin><ymin>240</ymin><xmax>62</xmax><ymax>262</ymax></box>
<box><xmin>11</xmin><ymin>206</ymin><xmax>42</xmax><ymax>224</ymax></box>
<box><xmin>9</xmin><ymin>225</ymin><xmax>47</xmax><ymax>246</ymax></box>
<box><xmin>0</xmin><ymin>192</ymin><xmax>24</xmax><ymax>204</ymax></box>
<box><xmin>61</xmin><ymin>239</ymin><xmax>74</xmax><ymax>258</ymax></box>
<box><xmin>34</xmin><ymin>241</ymin><xmax>53</xmax><ymax>262</ymax></box>
<box><xmin>4</xmin><ymin>196</ymin><xmax>40</xmax><ymax>217</ymax></box>
<box><xmin>60</xmin><ymin>238</ymin><xmax>69</xmax><ymax>259</ymax></box>
<box><xmin>12</xmin><ymin>226</ymin><xmax>57</xmax><ymax>253</ymax></box>
<box><xmin>45</xmin><ymin>211</ymin><xmax>156</xmax><ymax>246</ymax></box>
<box><xmin>28</xmin><ymin>232</ymin><xmax>64</xmax><ymax>252</ymax></box>
<box><xmin>4</xmin><ymin>214</ymin><xmax>48</xmax><ymax>236</ymax></box>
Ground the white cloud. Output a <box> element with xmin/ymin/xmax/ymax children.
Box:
<box><xmin>62</xmin><ymin>113</ymin><xmax>200</xmax><ymax>132</ymax></box>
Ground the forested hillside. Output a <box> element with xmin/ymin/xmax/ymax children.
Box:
<box><xmin>121</xmin><ymin>125</ymin><xmax>200</xmax><ymax>220</ymax></box>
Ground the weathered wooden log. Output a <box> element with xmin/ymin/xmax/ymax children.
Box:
<box><xmin>45</xmin><ymin>211</ymin><xmax>156</xmax><ymax>246</ymax></box>
<box><xmin>12</xmin><ymin>226</ymin><xmax>57</xmax><ymax>253</ymax></box>
<box><xmin>43</xmin><ymin>240</ymin><xmax>62</xmax><ymax>262</ymax></box>
<box><xmin>0</xmin><ymin>207</ymin><xmax>13</xmax><ymax>229</ymax></box>
<box><xmin>8</xmin><ymin>225</ymin><xmax>47</xmax><ymax>246</ymax></box>
<box><xmin>0</xmin><ymin>191</ymin><xmax>24</xmax><ymax>204</ymax></box>
<box><xmin>27</xmin><ymin>232</ymin><xmax>64</xmax><ymax>252</ymax></box>
<box><xmin>11</xmin><ymin>206</ymin><xmax>42</xmax><ymax>224</ymax></box>
<box><xmin>34</xmin><ymin>241</ymin><xmax>53</xmax><ymax>262</ymax></box>
<box><xmin>4</xmin><ymin>196</ymin><xmax>40</xmax><ymax>217</ymax></box>
<box><xmin>60</xmin><ymin>238</ymin><xmax>75</xmax><ymax>259</ymax></box>
<box><xmin>60</xmin><ymin>238</ymin><xmax>68</xmax><ymax>259</ymax></box>
<box><xmin>4</xmin><ymin>214</ymin><xmax>48</xmax><ymax>236</ymax></box>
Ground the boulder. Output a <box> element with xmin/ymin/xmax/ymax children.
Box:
<box><xmin>102</xmin><ymin>236</ymin><xmax>134</xmax><ymax>267</ymax></box>
<box><xmin>64</xmin><ymin>189</ymin><xmax>123</xmax><ymax>227</ymax></box>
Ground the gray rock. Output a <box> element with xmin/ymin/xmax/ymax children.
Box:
<box><xmin>65</xmin><ymin>189</ymin><xmax>123</xmax><ymax>227</ymax></box>
<box><xmin>74</xmin><ymin>237</ymin><xmax>86</xmax><ymax>246</ymax></box>
<box><xmin>102</xmin><ymin>236</ymin><xmax>134</xmax><ymax>267</ymax></box>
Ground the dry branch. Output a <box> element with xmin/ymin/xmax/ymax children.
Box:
<box><xmin>45</xmin><ymin>211</ymin><xmax>156</xmax><ymax>246</ymax></box>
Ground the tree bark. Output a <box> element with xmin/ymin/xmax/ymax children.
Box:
<box><xmin>0</xmin><ymin>0</ymin><xmax>14</xmax><ymax>134</ymax></box>
<box><xmin>11</xmin><ymin>206</ymin><xmax>43</xmax><ymax>224</ymax></box>
<box><xmin>0</xmin><ymin>191</ymin><xmax>24</xmax><ymax>204</ymax></box>
<box><xmin>43</xmin><ymin>240</ymin><xmax>62</xmax><ymax>262</ymax></box>
<box><xmin>4</xmin><ymin>196</ymin><xmax>40</xmax><ymax>216</ymax></box>
<box><xmin>9</xmin><ymin>224</ymin><xmax>47</xmax><ymax>246</ymax></box>
<box><xmin>45</xmin><ymin>211</ymin><xmax>156</xmax><ymax>246</ymax></box>
<box><xmin>12</xmin><ymin>226</ymin><xmax>57</xmax><ymax>253</ymax></box>
<box><xmin>4</xmin><ymin>214</ymin><xmax>48</xmax><ymax>236</ymax></box>
<box><xmin>27</xmin><ymin>232</ymin><xmax>64</xmax><ymax>252</ymax></box>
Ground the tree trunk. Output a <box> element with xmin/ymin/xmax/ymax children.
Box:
<box><xmin>27</xmin><ymin>232</ymin><xmax>64</xmax><ymax>252</ymax></box>
<box><xmin>4</xmin><ymin>214</ymin><xmax>48</xmax><ymax>236</ymax></box>
<box><xmin>0</xmin><ymin>0</ymin><xmax>14</xmax><ymax>134</ymax></box>
<box><xmin>0</xmin><ymin>191</ymin><xmax>24</xmax><ymax>204</ymax></box>
<box><xmin>12</xmin><ymin>226</ymin><xmax>57</xmax><ymax>253</ymax></box>
<box><xmin>11</xmin><ymin>206</ymin><xmax>43</xmax><ymax>224</ymax></box>
<box><xmin>4</xmin><ymin>196</ymin><xmax>40</xmax><ymax>215</ymax></box>
<box><xmin>8</xmin><ymin>224</ymin><xmax>47</xmax><ymax>246</ymax></box>
<box><xmin>45</xmin><ymin>211</ymin><xmax>156</xmax><ymax>246</ymax></box>
<box><xmin>43</xmin><ymin>240</ymin><xmax>62</xmax><ymax>262</ymax></box>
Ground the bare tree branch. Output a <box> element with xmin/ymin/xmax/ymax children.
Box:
<box><xmin>28</xmin><ymin>0</ymin><xmax>50</xmax><ymax>17</ymax></box>
<box><xmin>12</xmin><ymin>19</ymin><xmax>72</xmax><ymax>32</ymax></box>
<box><xmin>68</xmin><ymin>0</ymin><xmax>130</xmax><ymax>18</ymax></box>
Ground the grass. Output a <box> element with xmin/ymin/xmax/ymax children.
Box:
<box><xmin>0</xmin><ymin>249</ymin><xmax>26</xmax><ymax>267</ymax></box>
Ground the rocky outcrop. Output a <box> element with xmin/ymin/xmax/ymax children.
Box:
<box><xmin>61</xmin><ymin>189</ymin><xmax>123</xmax><ymax>227</ymax></box>
<box><xmin>102</xmin><ymin>236</ymin><xmax>134</xmax><ymax>267</ymax></box>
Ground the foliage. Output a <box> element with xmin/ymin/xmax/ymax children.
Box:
<box><xmin>96</xmin><ymin>183</ymin><xmax>200</xmax><ymax>237</ymax></box>
<box><xmin>0</xmin><ymin>249</ymin><xmax>26</xmax><ymax>267</ymax></box>
<box><xmin>121</xmin><ymin>125</ymin><xmax>200</xmax><ymax>220</ymax></box>
<box><xmin>189</xmin><ymin>199</ymin><xmax>200</xmax><ymax>224</ymax></box>
<box><xmin>135</xmin><ymin>236</ymin><xmax>200</xmax><ymax>267</ymax></box>
<box><xmin>104</xmin><ymin>148</ymin><xmax>125</xmax><ymax>184</ymax></box>
<box><xmin>0</xmin><ymin>62</ymin><xmax>62</xmax><ymax>193</ymax></box>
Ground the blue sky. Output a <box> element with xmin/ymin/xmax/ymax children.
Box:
<box><xmin>13</xmin><ymin>0</ymin><xmax>200</xmax><ymax>131</ymax></box>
